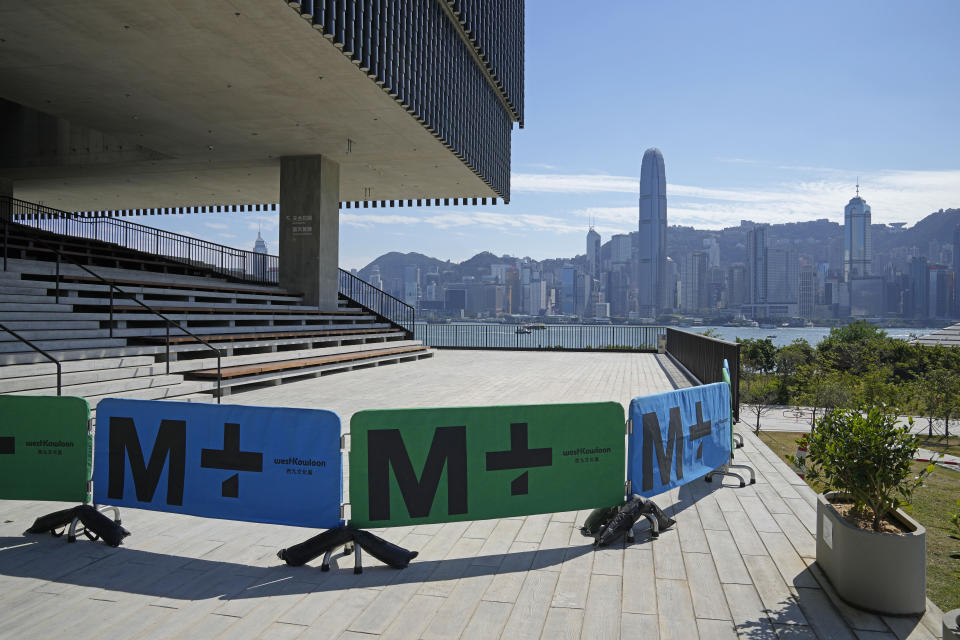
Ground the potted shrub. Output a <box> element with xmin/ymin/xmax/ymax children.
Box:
<box><xmin>793</xmin><ymin>406</ymin><xmax>932</xmax><ymax>615</ymax></box>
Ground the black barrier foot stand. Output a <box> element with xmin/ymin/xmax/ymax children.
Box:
<box><xmin>321</xmin><ymin>549</ymin><xmax>334</xmax><ymax>572</ymax></box>
<box><xmin>644</xmin><ymin>512</ymin><xmax>660</xmax><ymax>538</ymax></box>
<box><xmin>97</xmin><ymin>505</ymin><xmax>121</xmax><ymax>525</ymax></box>
<box><xmin>66</xmin><ymin>515</ymin><xmax>83</xmax><ymax>543</ymax></box>
<box><xmin>706</xmin><ymin>464</ymin><xmax>746</xmax><ymax>487</ymax></box>
<box><xmin>353</xmin><ymin>544</ymin><xmax>363</xmax><ymax>575</ymax></box>
<box><xmin>729</xmin><ymin>463</ymin><xmax>756</xmax><ymax>485</ymax></box>
<box><xmin>733</xmin><ymin>432</ymin><xmax>744</xmax><ymax>449</ymax></box>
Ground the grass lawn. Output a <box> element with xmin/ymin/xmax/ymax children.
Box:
<box><xmin>757</xmin><ymin>430</ymin><xmax>960</xmax><ymax>612</ymax></box>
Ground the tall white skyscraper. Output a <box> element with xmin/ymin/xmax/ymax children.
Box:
<box><xmin>844</xmin><ymin>184</ymin><xmax>872</xmax><ymax>280</ymax></box>
<box><xmin>253</xmin><ymin>231</ymin><xmax>268</xmax><ymax>254</ymax></box>
<box><xmin>637</xmin><ymin>148</ymin><xmax>667</xmax><ymax>316</ymax></box>
<box><xmin>586</xmin><ymin>226</ymin><xmax>601</xmax><ymax>279</ymax></box>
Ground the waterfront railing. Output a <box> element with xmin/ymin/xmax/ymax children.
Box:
<box><xmin>666</xmin><ymin>328</ymin><xmax>741</xmax><ymax>422</ymax></box>
<box><xmin>415</xmin><ymin>323</ymin><xmax>665</xmax><ymax>351</ymax></box>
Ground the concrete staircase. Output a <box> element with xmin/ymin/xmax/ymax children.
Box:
<box><xmin>0</xmin><ymin>257</ymin><xmax>432</xmax><ymax>414</ymax></box>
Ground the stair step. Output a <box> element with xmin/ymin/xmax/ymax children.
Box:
<box><xmin>0</xmin><ymin>302</ymin><xmax>72</xmax><ymax>312</ymax></box>
<box><xmin>2</xmin><ymin>373</ymin><xmax>184</xmax><ymax>397</ymax></box>
<box><xmin>0</xmin><ymin>355</ymin><xmax>156</xmax><ymax>379</ymax></box>
<box><xmin>0</xmin><ymin>328</ymin><xmax>113</xmax><ymax>342</ymax></box>
<box><xmin>0</xmin><ymin>285</ymin><xmax>50</xmax><ymax>296</ymax></box>
<box><xmin>0</xmin><ymin>344</ymin><xmax>162</xmax><ymax>365</ymax></box>
<box><xmin>0</xmin><ymin>293</ymin><xmax>61</xmax><ymax>304</ymax></box>
<box><xmin>0</xmin><ymin>311</ymin><xmax>111</xmax><ymax>321</ymax></box>
<box><xmin>0</xmin><ymin>362</ymin><xmax>169</xmax><ymax>393</ymax></box>
<box><xmin>0</xmin><ymin>337</ymin><xmax>128</xmax><ymax>354</ymax></box>
<box><xmin>0</xmin><ymin>320</ymin><xmax>101</xmax><ymax>331</ymax></box>
<box><xmin>84</xmin><ymin>380</ymin><xmax>219</xmax><ymax>408</ymax></box>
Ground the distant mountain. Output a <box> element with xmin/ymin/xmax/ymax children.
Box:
<box><xmin>358</xmin><ymin>208</ymin><xmax>960</xmax><ymax>286</ymax></box>
<box><xmin>873</xmin><ymin>208</ymin><xmax>960</xmax><ymax>256</ymax></box>
<box><xmin>357</xmin><ymin>251</ymin><xmax>447</xmax><ymax>287</ymax></box>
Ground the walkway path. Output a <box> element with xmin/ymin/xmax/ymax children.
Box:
<box><xmin>0</xmin><ymin>351</ymin><xmax>946</xmax><ymax>638</ymax></box>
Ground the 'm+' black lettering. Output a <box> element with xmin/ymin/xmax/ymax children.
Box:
<box><xmin>641</xmin><ymin>407</ymin><xmax>684</xmax><ymax>492</ymax></box>
<box><xmin>368</xmin><ymin>426</ymin><xmax>467</xmax><ymax>521</ymax></box>
<box><xmin>107</xmin><ymin>417</ymin><xmax>186</xmax><ymax>505</ymax></box>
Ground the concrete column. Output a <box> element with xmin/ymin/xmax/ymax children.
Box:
<box><xmin>0</xmin><ymin>178</ymin><xmax>12</xmax><ymax>221</ymax></box>
<box><xmin>279</xmin><ymin>155</ymin><xmax>340</xmax><ymax>309</ymax></box>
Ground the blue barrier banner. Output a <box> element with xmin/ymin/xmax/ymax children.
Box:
<box><xmin>627</xmin><ymin>383</ymin><xmax>731</xmax><ymax>497</ymax></box>
<box><xmin>93</xmin><ymin>399</ymin><xmax>342</xmax><ymax>528</ymax></box>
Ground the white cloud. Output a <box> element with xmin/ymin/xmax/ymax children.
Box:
<box><xmin>512</xmin><ymin>173</ymin><xmax>637</xmax><ymax>194</ymax></box>
<box><xmin>716</xmin><ymin>157</ymin><xmax>759</xmax><ymax>164</ymax></box>
<box><xmin>204</xmin><ymin>222</ymin><xmax>229</xmax><ymax>230</ymax></box>
<box><xmin>527</xmin><ymin>168</ymin><xmax>960</xmax><ymax>231</ymax></box>
<box><xmin>341</xmin><ymin>213</ymin><xmax>421</xmax><ymax>228</ymax></box>
<box><xmin>422</xmin><ymin>210</ymin><xmax>584</xmax><ymax>235</ymax></box>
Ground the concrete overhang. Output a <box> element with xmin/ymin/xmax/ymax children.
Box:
<box><xmin>0</xmin><ymin>1</ymin><xmax>497</xmax><ymax>211</ymax></box>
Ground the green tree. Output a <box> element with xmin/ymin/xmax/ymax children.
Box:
<box><xmin>773</xmin><ymin>339</ymin><xmax>814</xmax><ymax>403</ymax></box>
<box><xmin>740</xmin><ymin>372</ymin><xmax>778</xmax><ymax>434</ymax></box>
<box><xmin>739</xmin><ymin>338</ymin><xmax>776</xmax><ymax>373</ymax></box>
<box><xmin>796</xmin><ymin>364</ymin><xmax>855</xmax><ymax>428</ymax></box>
<box><xmin>817</xmin><ymin>320</ymin><xmax>888</xmax><ymax>376</ymax></box>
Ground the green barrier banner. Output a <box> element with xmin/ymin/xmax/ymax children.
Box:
<box><xmin>0</xmin><ymin>395</ymin><xmax>92</xmax><ymax>502</ymax></box>
<box><xmin>349</xmin><ymin>402</ymin><xmax>625</xmax><ymax>528</ymax></box>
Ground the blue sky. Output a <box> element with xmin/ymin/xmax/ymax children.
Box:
<box><xmin>148</xmin><ymin>1</ymin><xmax>960</xmax><ymax>269</ymax></box>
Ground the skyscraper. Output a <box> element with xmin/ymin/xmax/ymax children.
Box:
<box><xmin>953</xmin><ymin>224</ymin><xmax>960</xmax><ymax>316</ymax></box>
<box><xmin>844</xmin><ymin>185</ymin><xmax>872</xmax><ymax>280</ymax></box>
<box><xmin>253</xmin><ymin>231</ymin><xmax>268</xmax><ymax>254</ymax></box>
<box><xmin>909</xmin><ymin>257</ymin><xmax>929</xmax><ymax>319</ymax></box>
<box><xmin>727</xmin><ymin>264</ymin><xmax>747</xmax><ymax>307</ymax></box>
<box><xmin>680</xmin><ymin>251</ymin><xmax>708</xmax><ymax>313</ymax></box>
<box><xmin>766</xmin><ymin>247</ymin><xmax>798</xmax><ymax>303</ymax></box>
<box><xmin>586</xmin><ymin>227</ymin><xmax>601</xmax><ymax>280</ymax></box>
<box><xmin>637</xmin><ymin>148</ymin><xmax>667</xmax><ymax>317</ymax></box>
<box><xmin>746</xmin><ymin>224</ymin><xmax>768</xmax><ymax>304</ymax></box>
<box><xmin>798</xmin><ymin>265</ymin><xmax>815</xmax><ymax>318</ymax></box>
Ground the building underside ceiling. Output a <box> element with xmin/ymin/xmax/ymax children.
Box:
<box><xmin>0</xmin><ymin>1</ymin><xmax>498</xmax><ymax>211</ymax></box>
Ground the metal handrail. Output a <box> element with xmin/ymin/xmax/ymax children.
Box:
<box><xmin>3</xmin><ymin>196</ymin><xmax>277</xmax><ymax>285</ymax></box>
<box><xmin>337</xmin><ymin>269</ymin><xmax>415</xmax><ymax>338</ymax></box>
<box><xmin>3</xmin><ymin>196</ymin><xmax>415</xmax><ymax>338</ymax></box>
<box><xmin>1</xmin><ymin>221</ymin><xmax>222</xmax><ymax>402</ymax></box>
<box><xmin>0</xmin><ymin>322</ymin><xmax>62</xmax><ymax>395</ymax></box>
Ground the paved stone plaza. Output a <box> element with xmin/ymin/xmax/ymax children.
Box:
<box><xmin>0</xmin><ymin>351</ymin><xmax>945</xmax><ymax>639</ymax></box>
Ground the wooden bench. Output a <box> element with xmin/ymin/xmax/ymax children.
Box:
<box><xmin>138</xmin><ymin>327</ymin><xmax>398</xmax><ymax>344</ymax></box>
<box><xmin>190</xmin><ymin>344</ymin><xmax>429</xmax><ymax>379</ymax></box>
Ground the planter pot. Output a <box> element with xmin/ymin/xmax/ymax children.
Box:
<box><xmin>816</xmin><ymin>492</ymin><xmax>926</xmax><ymax>615</ymax></box>
<box><xmin>944</xmin><ymin>608</ymin><xmax>960</xmax><ymax>640</ymax></box>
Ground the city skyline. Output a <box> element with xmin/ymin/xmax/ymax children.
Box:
<box><xmin>359</xmin><ymin>193</ymin><xmax>959</xmax><ymax>322</ymax></box>
<box><xmin>107</xmin><ymin>1</ymin><xmax>958</xmax><ymax>270</ymax></box>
